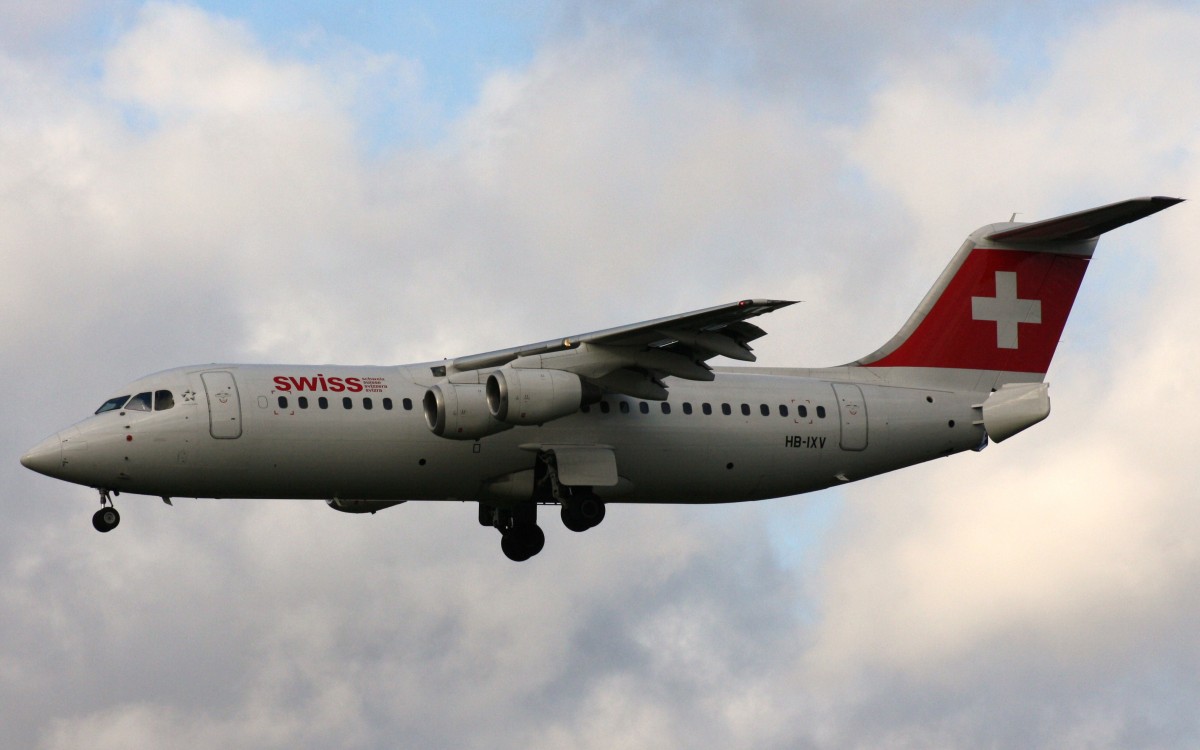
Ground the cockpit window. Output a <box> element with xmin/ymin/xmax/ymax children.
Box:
<box><xmin>154</xmin><ymin>390</ymin><xmax>175</xmax><ymax>411</ymax></box>
<box><xmin>125</xmin><ymin>392</ymin><xmax>152</xmax><ymax>412</ymax></box>
<box><xmin>95</xmin><ymin>395</ymin><xmax>130</xmax><ymax>414</ymax></box>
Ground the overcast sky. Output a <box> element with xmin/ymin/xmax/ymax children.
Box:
<box><xmin>3</xmin><ymin>1</ymin><xmax>1199</xmax><ymax>748</ymax></box>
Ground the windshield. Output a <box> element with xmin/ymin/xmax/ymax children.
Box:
<box><xmin>95</xmin><ymin>395</ymin><xmax>130</xmax><ymax>414</ymax></box>
<box><xmin>125</xmin><ymin>392</ymin><xmax>152</xmax><ymax>412</ymax></box>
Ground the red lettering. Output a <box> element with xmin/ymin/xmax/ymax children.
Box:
<box><xmin>289</xmin><ymin>376</ymin><xmax>319</xmax><ymax>391</ymax></box>
<box><xmin>273</xmin><ymin>373</ymin><xmax>371</xmax><ymax>392</ymax></box>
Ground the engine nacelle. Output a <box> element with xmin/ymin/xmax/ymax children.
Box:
<box><xmin>486</xmin><ymin>368</ymin><xmax>584</xmax><ymax>425</ymax></box>
<box><xmin>327</xmin><ymin>498</ymin><xmax>406</xmax><ymax>514</ymax></box>
<box><xmin>423</xmin><ymin>383</ymin><xmax>514</xmax><ymax>440</ymax></box>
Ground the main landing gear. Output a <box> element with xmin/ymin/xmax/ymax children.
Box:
<box><xmin>560</xmin><ymin>493</ymin><xmax>605</xmax><ymax>533</ymax></box>
<box><xmin>537</xmin><ymin>450</ymin><xmax>605</xmax><ymax>534</ymax></box>
<box><xmin>92</xmin><ymin>489</ymin><xmax>120</xmax><ymax>533</ymax></box>
<box><xmin>479</xmin><ymin>501</ymin><xmax>545</xmax><ymax>562</ymax></box>
<box><xmin>478</xmin><ymin>452</ymin><xmax>610</xmax><ymax>561</ymax></box>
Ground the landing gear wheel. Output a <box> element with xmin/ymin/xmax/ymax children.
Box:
<box><xmin>579</xmin><ymin>496</ymin><xmax>605</xmax><ymax>527</ymax></box>
<box><xmin>92</xmin><ymin>507</ymin><xmax>120</xmax><ymax>533</ymax></box>
<box><xmin>524</xmin><ymin>524</ymin><xmax>545</xmax><ymax>557</ymax></box>
<box><xmin>501</xmin><ymin>524</ymin><xmax>545</xmax><ymax>561</ymax></box>
<box><xmin>561</xmin><ymin>503</ymin><xmax>590</xmax><ymax>533</ymax></box>
<box><xmin>562</xmin><ymin>495</ymin><xmax>605</xmax><ymax>532</ymax></box>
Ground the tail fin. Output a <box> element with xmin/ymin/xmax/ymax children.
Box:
<box><xmin>857</xmin><ymin>197</ymin><xmax>1182</xmax><ymax>383</ymax></box>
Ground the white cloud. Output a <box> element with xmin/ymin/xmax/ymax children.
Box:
<box><xmin>787</xmin><ymin>8</ymin><xmax>1200</xmax><ymax>744</ymax></box>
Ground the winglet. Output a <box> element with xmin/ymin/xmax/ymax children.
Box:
<box><xmin>986</xmin><ymin>196</ymin><xmax>1183</xmax><ymax>243</ymax></box>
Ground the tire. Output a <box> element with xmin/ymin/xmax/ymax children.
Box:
<box><xmin>561</xmin><ymin>504</ymin><xmax>591</xmax><ymax>533</ymax></box>
<box><xmin>500</xmin><ymin>524</ymin><xmax>544</xmax><ymax>561</ymax></box>
<box><xmin>501</xmin><ymin>530</ymin><xmax>531</xmax><ymax>561</ymax></box>
<box><xmin>578</xmin><ymin>496</ymin><xmax>605</xmax><ymax>528</ymax></box>
<box><xmin>92</xmin><ymin>507</ymin><xmax>120</xmax><ymax>533</ymax></box>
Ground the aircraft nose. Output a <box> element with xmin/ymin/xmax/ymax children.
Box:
<box><xmin>20</xmin><ymin>433</ymin><xmax>63</xmax><ymax>477</ymax></box>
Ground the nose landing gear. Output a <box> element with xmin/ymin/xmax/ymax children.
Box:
<box><xmin>91</xmin><ymin>489</ymin><xmax>120</xmax><ymax>533</ymax></box>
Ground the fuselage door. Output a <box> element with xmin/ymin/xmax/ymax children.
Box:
<box><xmin>832</xmin><ymin>383</ymin><xmax>867</xmax><ymax>451</ymax></box>
<box><xmin>201</xmin><ymin>371</ymin><xmax>242</xmax><ymax>439</ymax></box>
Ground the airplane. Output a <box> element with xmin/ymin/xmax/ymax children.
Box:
<box><xmin>21</xmin><ymin>197</ymin><xmax>1181</xmax><ymax>561</ymax></box>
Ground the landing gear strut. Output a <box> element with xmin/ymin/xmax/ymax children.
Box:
<box><xmin>92</xmin><ymin>489</ymin><xmax>120</xmax><ymax>533</ymax></box>
<box><xmin>535</xmin><ymin>451</ymin><xmax>606</xmax><ymax>533</ymax></box>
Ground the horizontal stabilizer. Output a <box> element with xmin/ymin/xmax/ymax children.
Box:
<box><xmin>986</xmin><ymin>196</ymin><xmax>1183</xmax><ymax>243</ymax></box>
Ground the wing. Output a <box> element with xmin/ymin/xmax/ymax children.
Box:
<box><xmin>437</xmin><ymin>299</ymin><xmax>796</xmax><ymax>400</ymax></box>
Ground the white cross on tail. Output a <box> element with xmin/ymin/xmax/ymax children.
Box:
<box><xmin>971</xmin><ymin>271</ymin><xmax>1042</xmax><ymax>349</ymax></box>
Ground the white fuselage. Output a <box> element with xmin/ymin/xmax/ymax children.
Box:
<box><xmin>37</xmin><ymin>363</ymin><xmax>988</xmax><ymax>505</ymax></box>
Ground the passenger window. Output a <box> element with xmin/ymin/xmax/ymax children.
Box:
<box><xmin>741</xmin><ymin>403</ymin><xmax>751</xmax><ymax>416</ymax></box>
<box><xmin>661</xmin><ymin>403</ymin><xmax>671</xmax><ymax>415</ymax></box>
<box><xmin>639</xmin><ymin>402</ymin><xmax>649</xmax><ymax>414</ymax></box>
<box><xmin>760</xmin><ymin>404</ymin><xmax>770</xmax><ymax>417</ymax></box>
<box><xmin>95</xmin><ymin>395</ymin><xmax>130</xmax><ymax>414</ymax></box>
<box><xmin>619</xmin><ymin>401</ymin><xmax>630</xmax><ymax>414</ymax></box>
<box><xmin>319</xmin><ymin>397</ymin><xmax>329</xmax><ymax>410</ymax></box>
<box><xmin>682</xmin><ymin>402</ymin><xmax>693</xmax><ymax>415</ymax></box>
<box><xmin>298</xmin><ymin>396</ymin><xmax>309</xmax><ymax>409</ymax></box>
<box><xmin>600</xmin><ymin>401</ymin><xmax>611</xmax><ymax>414</ymax></box>
<box><xmin>278</xmin><ymin>396</ymin><xmax>288</xmax><ymax>409</ymax></box>
<box><xmin>798</xmin><ymin>405</ymin><xmax>808</xmax><ymax>418</ymax></box>
<box><xmin>402</xmin><ymin>397</ymin><xmax>413</xmax><ymax>410</ymax></box>
<box><xmin>154</xmin><ymin>390</ymin><xmax>175</xmax><ymax>411</ymax></box>
<box><xmin>126</xmin><ymin>392</ymin><xmax>152</xmax><ymax>412</ymax></box>
<box><xmin>817</xmin><ymin>406</ymin><xmax>826</xmax><ymax>418</ymax></box>
<box><xmin>383</xmin><ymin>398</ymin><xmax>393</xmax><ymax>410</ymax></box>
<box><xmin>363</xmin><ymin>398</ymin><xmax>373</xmax><ymax>410</ymax></box>
<box><xmin>780</xmin><ymin>404</ymin><xmax>789</xmax><ymax>417</ymax></box>
<box><xmin>343</xmin><ymin>397</ymin><xmax>353</xmax><ymax>410</ymax></box>
<box><xmin>702</xmin><ymin>403</ymin><xmax>712</xmax><ymax>415</ymax></box>
<box><xmin>721</xmin><ymin>403</ymin><xmax>731</xmax><ymax>416</ymax></box>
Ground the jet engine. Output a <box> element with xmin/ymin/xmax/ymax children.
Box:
<box><xmin>423</xmin><ymin>383</ymin><xmax>514</xmax><ymax>440</ymax></box>
<box><xmin>487</xmin><ymin>368</ymin><xmax>585</xmax><ymax>425</ymax></box>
